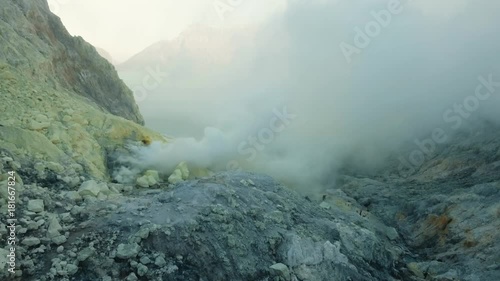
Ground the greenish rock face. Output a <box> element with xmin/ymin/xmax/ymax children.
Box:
<box><xmin>0</xmin><ymin>0</ymin><xmax>167</xmax><ymax>180</ymax></box>
<box><xmin>0</xmin><ymin>0</ymin><xmax>143</xmax><ymax>124</ymax></box>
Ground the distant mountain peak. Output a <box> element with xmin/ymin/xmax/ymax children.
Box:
<box><xmin>117</xmin><ymin>24</ymin><xmax>258</xmax><ymax>70</ymax></box>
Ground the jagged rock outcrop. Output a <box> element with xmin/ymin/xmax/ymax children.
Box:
<box><xmin>0</xmin><ymin>0</ymin><xmax>142</xmax><ymax>124</ymax></box>
<box><xmin>0</xmin><ymin>0</ymin><xmax>166</xmax><ymax>181</ymax></box>
<box><xmin>335</xmin><ymin>122</ymin><xmax>500</xmax><ymax>281</ymax></box>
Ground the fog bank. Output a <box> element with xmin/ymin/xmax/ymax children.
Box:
<box><xmin>115</xmin><ymin>0</ymin><xmax>500</xmax><ymax>194</ymax></box>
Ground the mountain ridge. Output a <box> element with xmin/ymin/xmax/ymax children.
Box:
<box><xmin>0</xmin><ymin>0</ymin><xmax>143</xmax><ymax>124</ymax></box>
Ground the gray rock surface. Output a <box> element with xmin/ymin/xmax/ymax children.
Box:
<box><xmin>7</xmin><ymin>171</ymin><xmax>404</xmax><ymax>281</ymax></box>
<box><xmin>335</xmin><ymin>123</ymin><xmax>500</xmax><ymax>281</ymax></box>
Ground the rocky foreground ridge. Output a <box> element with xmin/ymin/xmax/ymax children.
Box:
<box><xmin>0</xmin><ymin>127</ymin><xmax>498</xmax><ymax>281</ymax></box>
<box><xmin>0</xmin><ymin>1</ymin><xmax>499</xmax><ymax>281</ymax></box>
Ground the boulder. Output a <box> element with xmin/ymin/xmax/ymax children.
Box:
<box><xmin>168</xmin><ymin>169</ymin><xmax>183</xmax><ymax>184</ymax></box>
<box><xmin>116</xmin><ymin>243</ymin><xmax>141</xmax><ymax>259</ymax></box>
<box><xmin>47</xmin><ymin>216</ymin><xmax>63</xmax><ymax>238</ymax></box>
<box><xmin>27</xmin><ymin>199</ymin><xmax>44</xmax><ymax>213</ymax></box>
<box><xmin>22</xmin><ymin>237</ymin><xmax>41</xmax><ymax>247</ymax></box>
<box><xmin>78</xmin><ymin>180</ymin><xmax>110</xmax><ymax>197</ymax></box>
<box><xmin>136</xmin><ymin>170</ymin><xmax>160</xmax><ymax>188</ymax></box>
<box><xmin>269</xmin><ymin>263</ymin><xmax>290</xmax><ymax>281</ymax></box>
<box><xmin>168</xmin><ymin>162</ymin><xmax>189</xmax><ymax>184</ymax></box>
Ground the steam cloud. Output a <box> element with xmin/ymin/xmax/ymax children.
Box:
<box><xmin>115</xmin><ymin>0</ymin><xmax>500</xmax><ymax>194</ymax></box>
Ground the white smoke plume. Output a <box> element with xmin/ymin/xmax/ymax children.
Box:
<box><xmin>114</xmin><ymin>0</ymin><xmax>500</xmax><ymax>194</ymax></box>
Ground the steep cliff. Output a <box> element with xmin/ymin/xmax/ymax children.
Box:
<box><xmin>0</xmin><ymin>0</ymin><xmax>142</xmax><ymax>123</ymax></box>
<box><xmin>0</xmin><ymin>0</ymin><xmax>165</xmax><ymax>181</ymax></box>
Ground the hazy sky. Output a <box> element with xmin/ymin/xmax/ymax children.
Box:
<box><xmin>47</xmin><ymin>0</ymin><xmax>468</xmax><ymax>63</ymax></box>
<box><xmin>48</xmin><ymin>0</ymin><xmax>287</xmax><ymax>62</ymax></box>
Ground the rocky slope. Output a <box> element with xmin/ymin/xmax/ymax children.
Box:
<box><xmin>0</xmin><ymin>0</ymin><xmax>142</xmax><ymax>124</ymax></box>
<box><xmin>0</xmin><ymin>1</ymin><xmax>499</xmax><ymax>281</ymax></box>
<box><xmin>336</xmin><ymin>122</ymin><xmax>500</xmax><ymax>280</ymax></box>
<box><xmin>0</xmin><ymin>0</ymin><xmax>166</xmax><ymax>181</ymax></box>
